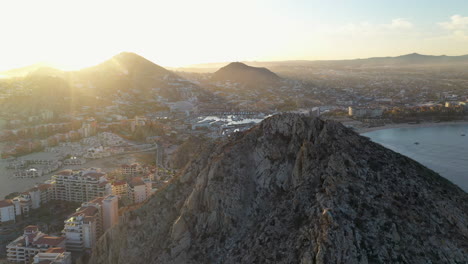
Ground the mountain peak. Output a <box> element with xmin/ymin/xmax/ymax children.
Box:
<box><xmin>223</xmin><ymin>61</ymin><xmax>250</xmax><ymax>69</ymax></box>
<box><xmin>82</xmin><ymin>51</ymin><xmax>170</xmax><ymax>77</ymax></box>
<box><xmin>110</xmin><ymin>52</ymin><xmax>162</xmax><ymax>68</ymax></box>
<box><xmin>399</xmin><ymin>52</ymin><xmax>425</xmax><ymax>58</ymax></box>
<box><xmin>90</xmin><ymin>114</ymin><xmax>468</xmax><ymax>264</ymax></box>
<box><xmin>112</xmin><ymin>51</ymin><xmax>147</xmax><ymax>61</ymax></box>
<box><xmin>212</xmin><ymin>61</ymin><xmax>280</xmax><ymax>86</ymax></box>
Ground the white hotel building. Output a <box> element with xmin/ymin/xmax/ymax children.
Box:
<box><xmin>53</xmin><ymin>169</ymin><xmax>111</xmax><ymax>203</ymax></box>
<box><xmin>6</xmin><ymin>226</ymin><xmax>66</xmax><ymax>263</ymax></box>
<box><xmin>63</xmin><ymin>195</ymin><xmax>118</xmax><ymax>252</ymax></box>
<box><xmin>128</xmin><ymin>177</ymin><xmax>152</xmax><ymax>204</ymax></box>
<box><xmin>33</xmin><ymin>247</ymin><xmax>71</xmax><ymax>264</ymax></box>
<box><xmin>0</xmin><ymin>200</ymin><xmax>16</xmax><ymax>223</ymax></box>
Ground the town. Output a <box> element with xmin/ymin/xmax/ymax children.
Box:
<box><xmin>0</xmin><ymin>52</ymin><xmax>468</xmax><ymax>263</ymax></box>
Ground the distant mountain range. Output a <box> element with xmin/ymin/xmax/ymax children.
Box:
<box><xmin>2</xmin><ymin>51</ymin><xmax>467</xmax><ymax>115</ymax></box>
<box><xmin>6</xmin><ymin>52</ymin><xmax>468</xmax><ymax>78</ymax></box>
<box><xmin>176</xmin><ymin>53</ymin><xmax>468</xmax><ymax>72</ymax></box>
<box><xmin>211</xmin><ymin>62</ymin><xmax>281</xmax><ymax>86</ymax></box>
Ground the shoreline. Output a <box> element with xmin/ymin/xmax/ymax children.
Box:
<box><xmin>356</xmin><ymin>120</ymin><xmax>468</xmax><ymax>134</ymax></box>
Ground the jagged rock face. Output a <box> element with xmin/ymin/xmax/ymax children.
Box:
<box><xmin>90</xmin><ymin>114</ymin><xmax>468</xmax><ymax>264</ymax></box>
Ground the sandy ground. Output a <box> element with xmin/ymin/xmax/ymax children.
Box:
<box><xmin>357</xmin><ymin>120</ymin><xmax>468</xmax><ymax>134</ymax></box>
<box><xmin>0</xmin><ymin>159</ymin><xmax>54</xmax><ymax>199</ymax></box>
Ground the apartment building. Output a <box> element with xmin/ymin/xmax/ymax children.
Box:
<box><xmin>53</xmin><ymin>169</ymin><xmax>111</xmax><ymax>203</ymax></box>
<box><xmin>111</xmin><ymin>180</ymin><xmax>128</xmax><ymax>198</ymax></box>
<box><xmin>22</xmin><ymin>182</ymin><xmax>55</xmax><ymax>211</ymax></box>
<box><xmin>33</xmin><ymin>248</ymin><xmax>71</xmax><ymax>264</ymax></box>
<box><xmin>37</xmin><ymin>182</ymin><xmax>55</xmax><ymax>205</ymax></box>
<box><xmin>62</xmin><ymin>204</ymin><xmax>100</xmax><ymax>252</ymax></box>
<box><xmin>12</xmin><ymin>194</ymin><xmax>32</xmax><ymax>218</ymax></box>
<box><xmin>128</xmin><ymin>177</ymin><xmax>152</xmax><ymax>204</ymax></box>
<box><xmin>63</xmin><ymin>195</ymin><xmax>118</xmax><ymax>252</ymax></box>
<box><xmin>121</xmin><ymin>163</ymin><xmax>139</xmax><ymax>175</ymax></box>
<box><xmin>102</xmin><ymin>195</ymin><xmax>118</xmax><ymax>231</ymax></box>
<box><xmin>0</xmin><ymin>200</ymin><xmax>16</xmax><ymax>223</ymax></box>
<box><xmin>6</xmin><ymin>226</ymin><xmax>66</xmax><ymax>263</ymax></box>
<box><xmin>348</xmin><ymin>106</ymin><xmax>384</xmax><ymax>118</ymax></box>
<box><xmin>28</xmin><ymin>187</ymin><xmax>41</xmax><ymax>209</ymax></box>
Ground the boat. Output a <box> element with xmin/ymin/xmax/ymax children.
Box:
<box><xmin>414</xmin><ymin>142</ymin><xmax>420</xmax><ymax>145</ymax></box>
<box><xmin>462</xmin><ymin>134</ymin><xmax>466</xmax><ymax>137</ymax></box>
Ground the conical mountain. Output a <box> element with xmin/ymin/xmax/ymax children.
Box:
<box><xmin>90</xmin><ymin>114</ymin><xmax>467</xmax><ymax>264</ymax></box>
<box><xmin>83</xmin><ymin>52</ymin><xmax>173</xmax><ymax>77</ymax></box>
<box><xmin>75</xmin><ymin>52</ymin><xmax>195</xmax><ymax>101</ymax></box>
<box><xmin>212</xmin><ymin>62</ymin><xmax>280</xmax><ymax>86</ymax></box>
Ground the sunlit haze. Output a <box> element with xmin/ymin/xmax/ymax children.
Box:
<box><xmin>1</xmin><ymin>0</ymin><xmax>468</xmax><ymax>71</ymax></box>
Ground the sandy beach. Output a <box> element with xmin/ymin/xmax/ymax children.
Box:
<box><xmin>356</xmin><ymin>120</ymin><xmax>468</xmax><ymax>134</ymax></box>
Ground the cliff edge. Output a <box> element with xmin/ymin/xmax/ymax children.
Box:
<box><xmin>89</xmin><ymin>114</ymin><xmax>468</xmax><ymax>264</ymax></box>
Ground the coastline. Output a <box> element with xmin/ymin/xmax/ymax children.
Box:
<box><xmin>356</xmin><ymin>120</ymin><xmax>468</xmax><ymax>134</ymax></box>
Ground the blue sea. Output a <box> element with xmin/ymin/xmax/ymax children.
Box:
<box><xmin>363</xmin><ymin>124</ymin><xmax>468</xmax><ymax>192</ymax></box>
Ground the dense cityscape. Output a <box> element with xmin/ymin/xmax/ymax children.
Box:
<box><xmin>0</xmin><ymin>52</ymin><xmax>467</xmax><ymax>263</ymax></box>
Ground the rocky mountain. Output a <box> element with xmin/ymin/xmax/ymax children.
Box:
<box><xmin>211</xmin><ymin>62</ymin><xmax>280</xmax><ymax>86</ymax></box>
<box><xmin>0</xmin><ymin>63</ymin><xmax>62</xmax><ymax>77</ymax></box>
<box><xmin>0</xmin><ymin>52</ymin><xmax>205</xmax><ymax>116</ymax></box>
<box><xmin>74</xmin><ymin>52</ymin><xmax>199</xmax><ymax>101</ymax></box>
<box><xmin>89</xmin><ymin>114</ymin><xmax>468</xmax><ymax>264</ymax></box>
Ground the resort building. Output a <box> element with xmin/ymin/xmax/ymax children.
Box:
<box><xmin>111</xmin><ymin>180</ymin><xmax>128</xmax><ymax>198</ymax></box>
<box><xmin>63</xmin><ymin>202</ymin><xmax>101</xmax><ymax>252</ymax></box>
<box><xmin>6</xmin><ymin>226</ymin><xmax>66</xmax><ymax>263</ymax></box>
<box><xmin>121</xmin><ymin>164</ymin><xmax>139</xmax><ymax>175</ymax></box>
<box><xmin>0</xmin><ymin>200</ymin><xmax>16</xmax><ymax>223</ymax></box>
<box><xmin>26</xmin><ymin>182</ymin><xmax>55</xmax><ymax>209</ymax></box>
<box><xmin>62</xmin><ymin>195</ymin><xmax>119</xmax><ymax>252</ymax></box>
<box><xmin>102</xmin><ymin>195</ymin><xmax>119</xmax><ymax>231</ymax></box>
<box><xmin>52</xmin><ymin>169</ymin><xmax>111</xmax><ymax>203</ymax></box>
<box><xmin>348</xmin><ymin>106</ymin><xmax>384</xmax><ymax>118</ymax></box>
<box><xmin>28</xmin><ymin>188</ymin><xmax>41</xmax><ymax>209</ymax></box>
<box><xmin>33</xmin><ymin>247</ymin><xmax>71</xmax><ymax>264</ymax></box>
<box><xmin>128</xmin><ymin>177</ymin><xmax>152</xmax><ymax>204</ymax></box>
<box><xmin>12</xmin><ymin>194</ymin><xmax>32</xmax><ymax>217</ymax></box>
<box><xmin>38</xmin><ymin>182</ymin><xmax>56</xmax><ymax>205</ymax></box>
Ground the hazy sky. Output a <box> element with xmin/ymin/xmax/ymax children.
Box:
<box><xmin>1</xmin><ymin>0</ymin><xmax>468</xmax><ymax>70</ymax></box>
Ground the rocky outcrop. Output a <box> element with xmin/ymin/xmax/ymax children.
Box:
<box><xmin>90</xmin><ymin>114</ymin><xmax>468</xmax><ymax>264</ymax></box>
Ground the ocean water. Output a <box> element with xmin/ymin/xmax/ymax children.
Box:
<box><xmin>363</xmin><ymin>124</ymin><xmax>468</xmax><ymax>192</ymax></box>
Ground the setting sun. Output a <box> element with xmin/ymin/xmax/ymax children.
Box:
<box><xmin>1</xmin><ymin>0</ymin><xmax>468</xmax><ymax>71</ymax></box>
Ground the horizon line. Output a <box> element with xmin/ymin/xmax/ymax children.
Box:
<box><xmin>2</xmin><ymin>51</ymin><xmax>468</xmax><ymax>73</ymax></box>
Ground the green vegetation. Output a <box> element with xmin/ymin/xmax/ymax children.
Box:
<box><xmin>4</xmin><ymin>192</ymin><xmax>19</xmax><ymax>199</ymax></box>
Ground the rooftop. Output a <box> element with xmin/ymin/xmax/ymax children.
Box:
<box><xmin>89</xmin><ymin>197</ymin><xmax>105</xmax><ymax>204</ymax></box>
<box><xmin>56</xmin><ymin>170</ymin><xmax>73</xmax><ymax>176</ymax></box>
<box><xmin>129</xmin><ymin>177</ymin><xmax>145</xmax><ymax>187</ymax></box>
<box><xmin>83</xmin><ymin>172</ymin><xmax>106</xmax><ymax>179</ymax></box>
<box><xmin>70</xmin><ymin>206</ymin><xmax>99</xmax><ymax>218</ymax></box>
<box><xmin>33</xmin><ymin>236</ymin><xmax>65</xmax><ymax>247</ymax></box>
<box><xmin>0</xmin><ymin>199</ymin><xmax>13</xmax><ymax>208</ymax></box>
<box><xmin>24</xmin><ymin>225</ymin><xmax>39</xmax><ymax>232</ymax></box>
<box><xmin>112</xmin><ymin>180</ymin><xmax>127</xmax><ymax>186</ymax></box>
<box><xmin>38</xmin><ymin>184</ymin><xmax>53</xmax><ymax>191</ymax></box>
<box><xmin>45</xmin><ymin>247</ymin><xmax>66</xmax><ymax>253</ymax></box>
